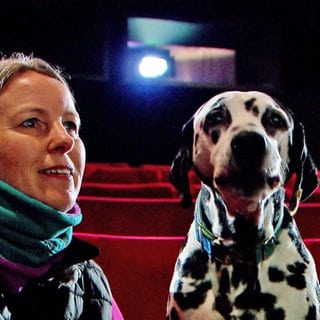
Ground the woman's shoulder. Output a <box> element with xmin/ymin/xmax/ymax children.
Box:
<box><xmin>60</xmin><ymin>237</ymin><xmax>112</xmax><ymax>298</ymax></box>
<box><xmin>81</xmin><ymin>259</ymin><xmax>112</xmax><ymax>294</ymax></box>
<box><xmin>68</xmin><ymin>259</ymin><xmax>112</xmax><ymax>301</ymax></box>
<box><xmin>47</xmin><ymin>237</ymin><xmax>112</xmax><ymax>301</ymax></box>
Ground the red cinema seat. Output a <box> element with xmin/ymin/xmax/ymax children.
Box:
<box><xmin>139</xmin><ymin>164</ymin><xmax>171</xmax><ymax>182</ymax></box>
<box><xmin>77</xmin><ymin>198</ymin><xmax>319</xmax><ymax>238</ymax></box>
<box><xmin>84</xmin><ymin>166</ymin><xmax>163</xmax><ymax>183</ymax></box>
<box><xmin>80</xmin><ymin>182</ymin><xmax>178</xmax><ymax>198</ymax></box>
<box><xmin>307</xmin><ymin>187</ymin><xmax>320</xmax><ymax>202</ymax></box>
<box><xmin>73</xmin><ymin>234</ymin><xmax>320</xmax><ymax>320</ymax></box>
<box><xmin>294</xmin><ymin>203</ymin><xmax>320</xmax><ymax>238</ymax></box>
<box><xmin>76</xmin><ymin>196</ymin><xmax>194</xmax><ymax>236</ymax></box>
<box><xmin>74</xmin><ymin>233</ymin><xmax>184</xmax><ymax>320</ymax></box>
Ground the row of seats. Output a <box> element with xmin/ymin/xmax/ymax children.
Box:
<box><xmin>82</xmin><ymin>163</ymin><xmax>320</xmax><ymax>202</ymax></box>
<box><xmin>77</xmin><ymin>163</ymin><xmax>320</xmax><ymax>320</ymax></box>
<box><xmin>74</xmin><ymin>233</ymin><xmax>183</xmax><ymax>320</ymax></box>
<box><xmin>76</xmin><ymin>196</ymin><xmax>320</xmax><ymax>238</ymax></box>
<box><xmin>74</xmin><ymin>232</ymin><xmax>320</xmax><ymax>320</ymax></box>
<box><xmin>84</xmin><ymin>163</ymin><xmax>173</xmax><ymax>183</ymax></box>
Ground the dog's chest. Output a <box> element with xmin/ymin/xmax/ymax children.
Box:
<box><xmin>170</xmin><ymin>230</ymin><xmax>318</xmax><ymax>319</ymax></box>
<box><xmin>210</xmin><ymin>260</ymin><xmax>313</xmax><ymax>319</ymax></box>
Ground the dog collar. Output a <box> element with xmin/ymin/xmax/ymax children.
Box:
<box><xmin>194</xmin><ymin>188</ymin><xmax>284</xmax><ymax>264</ymax></box>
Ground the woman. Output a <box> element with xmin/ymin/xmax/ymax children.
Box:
<box><xmin>0</xmin><ymin>53</ymin><xmax>123</xmax><ymax>319</ymax></box>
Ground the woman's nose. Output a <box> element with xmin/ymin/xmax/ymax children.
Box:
<box><xmin>48</xmin><ymin>123</ymin><xmax>75</xmax><ymax>153</ymax></box>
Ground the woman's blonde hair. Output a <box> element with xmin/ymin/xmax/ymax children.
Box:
<box><xmin>0</xmin><ymin>53</ymin><xmax>71</xmax><ymax>93</ymax></box>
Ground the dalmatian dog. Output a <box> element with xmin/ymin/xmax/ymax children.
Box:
<box><xmin>166</xmin><ymin>91</ymin><xmax>319</xmax><ymax>320</ymax></box>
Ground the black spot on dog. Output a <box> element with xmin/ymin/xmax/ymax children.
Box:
<box><xmin>287</xmin><ymin>261</ymin><xmax>307</xmax><ymax>274</ymax></box>
<box><xmin>232</xmin><ymin>263</ymin><xmax>258</xmax><ymax>288</ymax></box>
<box><xmin>244</xmin><ymin>100</ymin><xmax>260</xmax><ymax>117</ymax></box>
<box><xmin>266</xmin><ymin>308</ymin><xmax>285</xmax><ymax>320</ymax></box>
<box><xmin>216</xmin><ymin>268</ymin><xmax>232</xmax><ymax>316</ymax></box>
<box><xmin>286</xmin><ymin>262</ymin><xmax>307</xmax><ymax>289</ymax></box>
<box><xmin>306</xmin><ymin>304</ymin><xmax>317</xmax><ymax>320</ymax></box>
<box><xmin>235</xmin><ymin>289</ymin><xmax>276</xmax><ymax>311</ymax></box>
<box><xmin>174</xmin><ymin>281</ymin><xmax>212</xmax><ymax>311</ymax></box>
<box><xmin>220</xmin><ymin>268</ymin><xmax>231</xmax><ymax>293</ymax></box>
<box><xmin>234</xmin><ymin>216</ymin><xmax>262</xmax><ymax>252</ymax></box>
<box><xmin>181</xmin><ymin>249</ymin><xmax>209</xmax><ymax>279</ymax></box>
<box><xmin>252</xmin><ymin>106</ymin><xmax>259</xmax><ymax>116</ymax></box>
<box><xmin>245</xmin><ymin>98</ymin><xmax>257</xmax><ymax>111</ymax></box>
<box><xmin>268</xmin><ymin>267</ymin><xmax>286</xmax><ymax>282</ymax></box>
<box><xmin>239</xmin><ymin>311</ymin><xmax>255</xmax><ymax>320</ymax></box>
<box><xmin>236</xmin><ymin>288</ymin><xmax>286</xmax><ymax>319</ymax></box>
<box><xmin>286</xmin><ymin>273</ymin><xmax>306</xmax><ymax>289</ymax></box>
<box><xmin>168</xmin><ymin>307</ymin><xmax>179</xmax><ymax>320</ymax></box>
<box><xmin>210</xmin><ymin>129</ymin><xmax>220</xmax><ymax>144</ymax></box>
<box><xmin>232</xmin><ymin>263</ymin><xmax>246</xmax><ymax>288</ymax></box>
<box><xmin>234</xmin><ymin>281</ymin><xmax>287</xmax><ymax>319</ymax></box>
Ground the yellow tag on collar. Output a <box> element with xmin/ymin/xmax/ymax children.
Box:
<box><xmin>289</xmin><ymin>188</ymin><xmax>302</xmax><ymax>216</ymax></box>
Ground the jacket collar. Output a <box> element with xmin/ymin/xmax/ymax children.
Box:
<box><xmin>49</xmin><ymin>237</ymin><xmax>100</xmax><ymax>273</ymax></box>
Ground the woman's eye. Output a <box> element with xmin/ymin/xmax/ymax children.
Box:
<box><xmin>63</xmin><ymin>121</ymin><xmax>78</xmax><ymax>133</ymax></box>
<box><xmin>21</xmin><ymin>118</ymin><xmax>38</xmax><ymax>128</ymax></box>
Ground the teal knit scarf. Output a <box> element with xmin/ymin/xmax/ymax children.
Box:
<box><xmin>0</xmin><ymin>180</ymin><xmax>82</xmax><ymax>267</ymax></box>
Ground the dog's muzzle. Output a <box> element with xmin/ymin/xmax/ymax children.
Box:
<box><xmin>230</xmin><ymin>131</ymin><xmax>267</xmax><ymax>170</ymax></box>
<box><xmin>214</xmin><ymin>130</ymin><xmax>280</xmax><ymax>196</ymax></box>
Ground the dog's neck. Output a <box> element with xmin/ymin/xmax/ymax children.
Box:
<box><xmin>195</xmin><ymin>184</ymin><xmax>285</xmax><ymax>263</ymax></box>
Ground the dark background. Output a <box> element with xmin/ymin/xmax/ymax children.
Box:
<box><xmin>0</xmin><ymin>0</ymin><xmax>319</xmax><ymax>167</ymax></box>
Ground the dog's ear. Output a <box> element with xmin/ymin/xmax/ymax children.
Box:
<box><xmin>287</xmin><ymin>115</ymin><xmax>319</xmax><ymax>214</ymax></box>
<box><xmin>169</xmin><ymin>117</ymin><xmax>194</xmax><ymax>208</ymax></box>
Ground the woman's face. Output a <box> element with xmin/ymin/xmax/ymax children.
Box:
<box><xmin>0</xmin><ymin>70</ymin><xmax>86</xmax><ymax>212</ymax></box>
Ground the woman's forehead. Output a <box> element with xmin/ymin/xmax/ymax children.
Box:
<box><xmin>0</xmin><ymin>70</ymin><xmax>77</xmax><ymax>114</ymax></box>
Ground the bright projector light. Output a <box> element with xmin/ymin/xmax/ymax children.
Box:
<box><xmin>138</xmin><ymin>56</ymin><xmax>169</xmax><ymax>78</ymax></box>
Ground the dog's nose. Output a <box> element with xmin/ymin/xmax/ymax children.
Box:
<box><xmin>231</xmin><ymin>131</ymin><xmax>267</xmax><ymax>169</ymax></box>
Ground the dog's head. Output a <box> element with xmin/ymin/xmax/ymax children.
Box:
<box><xmin>170</xmin><ymin>91</ymin><xmax>319</xmax><ymax>215</ymax></box>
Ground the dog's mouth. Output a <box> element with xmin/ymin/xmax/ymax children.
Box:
<box><xmin>213</xmin><ymin>170</ymin><xmax>280</xmax><ymax>218</ymax></box>
<box><xmin>214</xmin><ymin>169</ymin><xmax>280</xmax><ymax>198</ymax></box>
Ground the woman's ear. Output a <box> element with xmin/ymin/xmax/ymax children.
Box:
<box><xmin>169</xmin><ymin>117</ymin><xmax>194</xmax><ymax>208</ymax></box>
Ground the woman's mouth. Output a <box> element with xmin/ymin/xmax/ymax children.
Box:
<box><xmin>39</xmin><ymin>167</ymin><xmax>73</xmax><ymax>176</ymax></box>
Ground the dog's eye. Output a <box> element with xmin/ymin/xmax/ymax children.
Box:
<box><xmin>262</xmin><ymin>110</ymin><xmax>288</xmax><ymax>133</ymax></box>
<box><xmin>269</xmin><ymin>114</ymin><xmax>287</xmax><ymax>129</ymax></box>
<box><xmin>204</xmin><ymin>108</ymin><xmax>228</xmax><ymax>129</ymax></box>
<box><xmin>213</xmin><ymin>111</ymin><xmax>225</xmax><ymax>123</ymax></box>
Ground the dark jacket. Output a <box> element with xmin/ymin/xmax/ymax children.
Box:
<box><xmin>0</xmin><ymin>237</ymin><xmax>112</xmax><ymax>320</ymax></box>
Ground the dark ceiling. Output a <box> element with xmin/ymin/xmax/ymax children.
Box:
<box><xmin>0</xmin><ymin>0</ymin><xmax>319</xmax><ymax>165</ymax></box>
<box><xmin>1</xmin><ymin>1</ymin><xmax>320</xmax><ymax>87</ymax></box>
